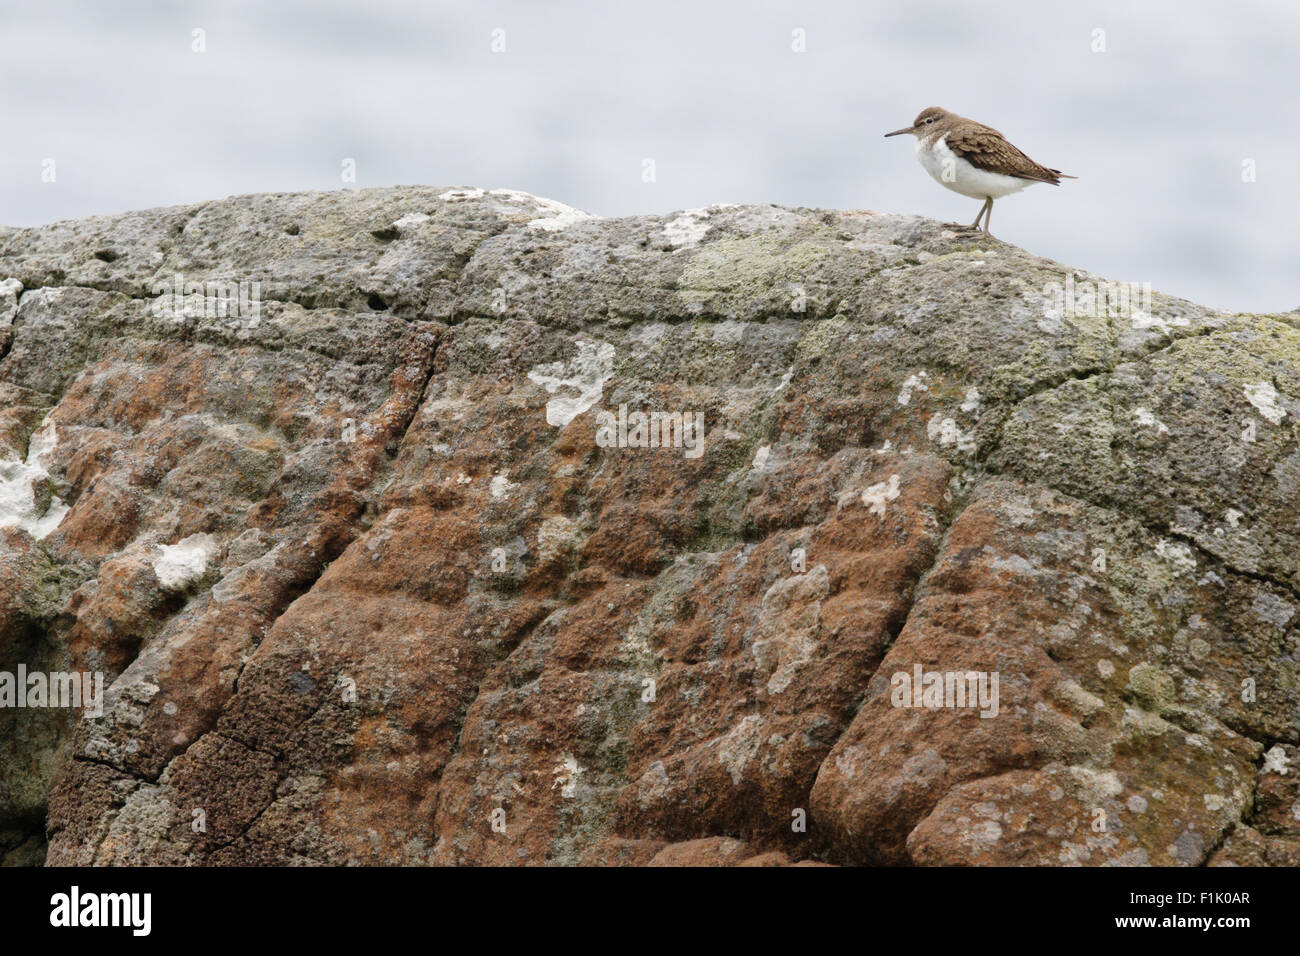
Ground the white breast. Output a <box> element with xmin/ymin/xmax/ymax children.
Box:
<box><xmin>916</xmin><ymin>134</ymin><xmax>1034</xmax><ymax>200</ymax></box>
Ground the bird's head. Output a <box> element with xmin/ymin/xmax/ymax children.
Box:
<box><xmin>884</xmin><ymin>107</ymin><xmax>952</xmax><ymax>138</ymax></box>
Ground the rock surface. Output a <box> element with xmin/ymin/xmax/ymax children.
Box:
<box><xmin>1</xmin><ymin>186</ymin><xmax>1297</xmax><ymax>866</ymax></box>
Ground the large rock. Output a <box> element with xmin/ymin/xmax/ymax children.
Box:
<box><xmin>1</xmin><ymin>187</ymin><xmax>1295</xmax><ymax>866</ymax></box>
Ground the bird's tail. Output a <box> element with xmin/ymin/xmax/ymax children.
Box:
<box><xmin>1050</xmin><ymin>169</ymin><xmax>1078</xmax><ymax>179</ymax></box>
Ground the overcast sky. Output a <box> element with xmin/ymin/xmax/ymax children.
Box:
<box><xmin>3</xmin><ymin>1</ymin><xmax>1297</xmax><ymax>312</ymax></box>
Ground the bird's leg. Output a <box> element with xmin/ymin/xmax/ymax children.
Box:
<box><xmin>969</xmin><ymin>197</ymin><xmax>990</xmax><ymax>230</ymax></box>
<box><xmin>983</xmin><ymin>199</ymin><xmax>995</xmax><ymax>238</ymax></box>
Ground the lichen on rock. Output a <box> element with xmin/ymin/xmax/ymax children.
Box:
<box><xmin>1</xmin><ymin>186</ymin><xmax>1296</xmax><ymax>867</ymax></box>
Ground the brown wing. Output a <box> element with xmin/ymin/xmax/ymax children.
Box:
<box><xmin>945</xmin><ymin>122</ymin><xmax>1072</xmax><ymax>184</ymax></box>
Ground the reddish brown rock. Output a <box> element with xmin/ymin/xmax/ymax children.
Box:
<box><xmin>812</xmin><ymin>480</ymin><xmax>1265</xmax><ymax>866</ymax></box>
<box><xmin>647</xmin><ymin>837</ymin><xmax>759</xmax><ymax>866</ymax></box>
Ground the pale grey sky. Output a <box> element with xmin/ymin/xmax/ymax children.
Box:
<box><xmin>3</xmin><ymin>0</ymin><xmax>1297</xmax><ymax>312</ymax></box>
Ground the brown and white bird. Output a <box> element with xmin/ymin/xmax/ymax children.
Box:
<box><xmin>885</xmin><ymin>107</ymin><xmax>1075</xmax><ymax>238</ymax></box>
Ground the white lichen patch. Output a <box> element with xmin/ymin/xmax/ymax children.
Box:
<box><xmin>662</xmin><ymin>209</ymin><xmax>714</xmax><ymax>249</ymax></box>
<box><xmin>897</xmin><ymin>372</ymin><xmax>929</xmax><ymax>405</ymax></box>
<box><xmin>926</xmin><ymin>415</ymin><xmax>977</xmax><ymax>454</ymax></box>
<box><xmin>962</xmin><ymin>820</ymin><xmax>1003</xmax><ymax>848</ymax></box>
<box><xmin>0</xmin><ymin>419</ymin><xmax>69</xmax><ymax>540</ymax></box>
<box><xmin>1262</xmin><ymin>744</ymin><xmax>1290</xmax><ymax>775</ymax></box>
<box><xmin>153</xmin><ymin>533</ymin><xmax>218</xmax><ymax>590</ymax></box>
<box><xmin>1154</xmin><ymin>539</ymin><xmax>1197</xmax><ymax>575</ymax></box>
<box><xmin>1244</xmin><ymin>381</ymin><xmax>1287</xmax><ymax>425</ymax></box>
<box><xmin>490</xmin><ymin>472</ymin><xmax>515</xmax><ymax>499</ymax></box>
<box><xmin>526</xmin><ymin>341</ymin><xmax>615</xmax><ymax>427</ymax></box>
<box><xmin>439</xmin><ymin>188</ymin><xmax>597</xmax><ymax>230</ymax></box>
<box><xmin>489</xmin><ymin>188</ymin><xmax>596</xmax><ymax>232</ymax></box>
<box><xmin>1132</xmin><ymin>407</ymin><xmax>1169</xmax><ymax>435</ymax></box>
<box><xmin>482</xmin><ymin>328</ymin><xmax>511</xmax><ymax>350</ymax></box>
<box><xmin>1203</xmin><ymin>793</ymin><xmax>1229</xmax><ymax>812</ymax></box>
<box><xmin>392</xmin><ymin>212</ymin><xmax>430</xmax><ymax>230</ymax></box>
<box><xmin>1062</xmin><ymin>765</ymin><xmax>1124</xmax><ymax>801</ymax></box>
<box><xmin>862</xmin><ymin>474</ymin><xmax>901</xmax><ymax>520</ymax></box>
<box><xmin>960</xmin><ymin>386</ymin><xmax>982</xmax><ymax>414</ymax></box>
<box><xmin>551</xmin><ymin>754</ymin><xmax>584</xmax><ymax>798</ymax></box>
<box><xmin>526</xmin><ymin>206</ymin><xmax>596</xmax><ymax>232</ymax></box>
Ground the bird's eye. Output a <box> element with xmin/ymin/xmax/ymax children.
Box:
<box><xmin>925</xmin><ymin>118</ymin><xmax>933</xmax><ymax>124</ymax></box>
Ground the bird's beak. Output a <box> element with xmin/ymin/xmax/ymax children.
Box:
<box><xmin>884</xmin><ymin>126</ymin><xmax>914</xmax><ymax>138</ymax></box>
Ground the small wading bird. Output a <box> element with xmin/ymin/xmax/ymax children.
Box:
<box><xmin>885</xmin><ymin>106</ymin><xmax>1075</xmax><ymax>238</ymax></box>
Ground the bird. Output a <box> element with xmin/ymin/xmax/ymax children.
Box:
<box><xmin>884</xmin><ymin>106</ymin><xmax>1075</xmax><ymax>238</ymax></box>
